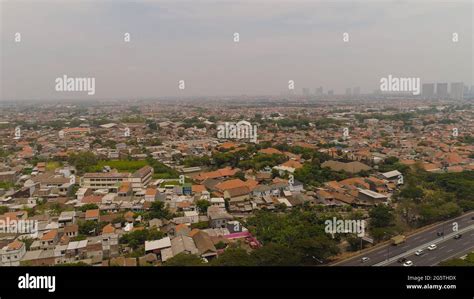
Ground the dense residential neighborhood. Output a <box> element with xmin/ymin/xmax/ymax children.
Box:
<box><xmin>0</xmin><ymin>98</ymin><xmax>473</xmax><ymax>266</ymax></box>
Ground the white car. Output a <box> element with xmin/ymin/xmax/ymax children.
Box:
<box><xmin>427</xmin><ymin>244</ymin><xmax>437</xmax><ymax>251</ymax></box>
<box><xmin>361</xmin><ymin>257</ymin><xmax>370</xmax><ymax>263</ymax></box>
<box><xmin>403</xmin><ymin>260</ymin><xmax>413</xmax><ymax>267</ymax></box>
<box><xmin>415</xmin><ymin>249</ymin><xmax>423</xmax><ymax>256</ymax></box>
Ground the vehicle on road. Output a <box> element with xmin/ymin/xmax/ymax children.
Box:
<box><xmin>454</xmin><ymin>234</ymin><xmax>462</xmax><ymax>239</ymax></box>
<box><xmin>415</xmin><ymin>249</ymin><xmax>423</xmax><ymax>256</ymax></box>
<box><xmin>391</xmin><ymin>235</ymin><xmax>406</xmax><ymax>246</ymax></box>
<box><xmin>361</xmin><ymin>257</ymin><xmax>370</xmax><ymax>263</ymax></box>
<box><xmin>397</xmin><ymin>257</ymin><xmax>407</xmax><ymax>263</ymax></box>
<box><xmin>427</xmin><ymin>244</ymin><xmax>437</xmax><ymax>250</ymax></box>
<box><xmin>403</xmin><ymin>261</ymin><xmax>413</xmax><ymax>267</ymax></box>
<box><xmin>437</xmin><ymin>231</ymin><xmax>444</xmax><ymax>237</ymax></box>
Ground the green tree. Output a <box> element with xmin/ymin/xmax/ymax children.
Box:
<box><xmin>369</xmin><ymin>205</ymin><xmax>394</xmax><ymax>228</ymax></box>
<box><xmin>147</xmin><ymin>201</ymin><xmax>171</xmax><ymax>220</ymax></box>
<box><xmin>164</xmin><ymin>253</ymin><xmax>205</xmax><ymax>266</ymax></box>
<box><xmin>80</xmin><ymin>204</ymin><xmax>99</xmax><ymax>212</ymax></box>
<box><xmin>196</xmin><ymin>200</ymin><xmax>211</xmax><ymax>214</ymax></box>
<box><xmin>211</xmin><ymin>248</ymin><xmax>256</xmax><ymax>266</ymax></box>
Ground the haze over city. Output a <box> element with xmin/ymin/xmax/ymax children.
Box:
<box><xmin>1</xmin><ymin>0</ymin><xmax>473</xmax><ymax>100</ymax></box>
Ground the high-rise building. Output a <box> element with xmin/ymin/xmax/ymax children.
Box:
<box><xmin>353</xmin><ymin>87</ymin><xmax>360</xmax><ymax>95</ymax></box>
<box><xmin>328</xmin><ymin>90</ymin><xmax>334</xmax><ymax>96</ymax></box>
<box><xmin>450</xmin><ymin>82</ymin><xmax>464</xmax><ymax>100</ymax></box>
<box><xmin>315</xmin><ymin>87</ymin><xmax>323</xmax><ymax>96</ymax></box>
<box><xmin>345</xmin><ymin>88</ymin><xmax>352</xmax><ymax>96</ymax></box>
<box><xmin>422</xmin><ymin>83</ymin><xmax>435</xmax><ymax>98</ymax></box>
<box><xmin>302</xmin><ymin>88</ymin><xmax>310</xmax><ymax>96</ymax></box>
<box><xmin>436</xmin><ymin>83</ymin><xmax>448</xmax><ymax>98</ymax></box>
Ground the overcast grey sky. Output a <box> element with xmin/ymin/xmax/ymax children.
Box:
<box><xmin>1</xmin><ymin>0</ymin><xmax>473</xmax><ymax>100</ymax></box>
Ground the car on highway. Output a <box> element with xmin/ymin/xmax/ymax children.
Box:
<box><xmin>415</xmin><ymin>249</ymin><xmax>423</xmax><ymax>256</ymax></box>
<box><xmin>403</xmin><ymin>261</ymin><xmax>413</xmax><ymax>267</ymax></box>
<box><xmin>427</xmin><ymin>244</ymin><xmax>437</xmax><ymax>250</ymax></box>
<box><xmin>397</xmin><ymin>257</ymin><xmax>407</xmax><ymax>263</ymax></box>
<box><xmin>361</xmin><ymin>257</ymin><xmax>370</xmax><ymax>263</ymax></box>
<box><xmin>454</xmin><ymin>234</ymin><xmax>462</xmax><ymax>239</ymax></box>
<box><xmin>437</xmin><ymin>231</ymin><xmax>444</xmax><ymax>237</ymax></box>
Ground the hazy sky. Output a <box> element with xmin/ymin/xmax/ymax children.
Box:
<box><xmin>1</xmin><ymin>0</ymin><xmax>473</xmax><ymax>100</ymax></box>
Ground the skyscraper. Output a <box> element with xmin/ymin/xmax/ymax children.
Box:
<box><xmin>345</xmin><ymin>88</ymin><xmax>352</xmax><ymax>96</ymax></box>
<box><xmin>302</xmin><ymin>88</ymin><xmax>310</xmax><ymax>96</ymax></box>
<box><xmin>436</xmin><ymin>83</ymin><xmax>448</xmax><ymax>98</ymax></box>
<box><xmin>422</xmin><ymin>83</ymin><xmax>435</xmax><ymax>98</ymax></box>
<box><xmin>450</xmin><ymin>82</ymin><xmax>464</xmax><ymax>100</ymax></box>
<box><xmin>315</xmin><ymin>87</ymin><xmax>323</xmax><ymax>96</ymax></box>
<box><xmin>328</xmin><ymin>90</ymin><xmax>334</xmax><ymax>96</ymax></box>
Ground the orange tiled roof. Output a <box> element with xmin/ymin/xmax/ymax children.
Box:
<box><xmin>85</xmin><ymin>209</ymin><xmax>100</xmax><ymax>219</ymax></box>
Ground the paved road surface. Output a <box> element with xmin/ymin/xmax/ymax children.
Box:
<box><xmin>334</xmin><ymin>211</ymin><xmax>474</xmax><ymax>266</ymax></box>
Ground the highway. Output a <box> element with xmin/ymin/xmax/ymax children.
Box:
<box><xmin>386</xmin><ymin>228</ymin><xmax>474</xmax><ymax>266</ymax></box>
<box><xmin>334</xmin><ymin>211</ymin><xmax>474</xmax><ymax>266</ymax></box>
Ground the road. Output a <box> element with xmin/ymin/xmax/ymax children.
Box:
<box><xmin>334</xmin><ymin>211</ymin><xmax>474</xmax><ymax>266</ymax></box>
<box><xmin>387</xmin><ymin>228</ymin><xmax>474</xmax><ymax>266</ymax></box>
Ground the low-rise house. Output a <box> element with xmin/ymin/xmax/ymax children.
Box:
<box><xmin>170</xmin><ymin>235</ymin><xmax>198</xmax><ymax>256</ymax></box>
<box><xmin>145</xmin><ymin>237</ymin><xmax>172</xmax><ymax>256</ymax></box>
<box><xmin>357</xmin><ymin>189</ymin><xmax>388</xmax><ymax>205</ymax></box>
<box><xmin>65</xmin><ymin>240</ymin><xmax>88</xmax><ymax>262</ymax></box>
<box><xmin>85</xmin><ymin>209</ymin><xmax>100</xmax><ymax>221</ymax></box>
<box><xmin>40</xmin><ymin>229</ymin><xmax>59</xmax><ymax>250</ymax></box>
<box><xmin>144</xmin><ymin>188</ymin><xmax>159</xmax><ymax>202</ymax></box>
<box><xmin>21</xmin><ymin>249</ymin><xmax>55</xmax><ymax>266</ymax></box>
<box><xmin>0</xmin><ymin>240</ymin><xmax>26</xmax><ymax>266</ymax></box>
<box><xmin>191</xmin><ymin>230</ymin><xmax>217</xmax><ymax>259</ymax></box>
<box><xmin>207</xmin><ymin>206</ymin><xmax>233</xmax><ymax>229</ymax></box>
<box><xmin>63</xmin><ymin>224</ymin><xmax>79</xmax><ymax>238</ymax></box>
<box><xmin>58</xmin><ymin>211</ymin><xmax>76</xmax><ymax>227</ymax></box>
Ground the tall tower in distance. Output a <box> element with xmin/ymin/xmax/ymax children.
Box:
<box><xmin>450</xmin><ymin>82</ymin><xmax>464</xmax><ymax>100</ymax></box>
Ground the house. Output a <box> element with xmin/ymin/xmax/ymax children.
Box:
<box><xmin>144</xmin><ymin>188</ymin><xmax>159</xmax><ymax>202</ymax></box>
<box><xmin>381</xmin><ymin>170</ymin><xmax>402</xmax><ymax>181</ymax></box>
<box><xmin>40</xmin><ymin>230</ymin><xmax>59</xmax><ymax>250</ymax></box>
<box><xmin>101</xmin><ymin>224</ymin><xmax>119</xmax><ymax>258</ymax></box>
<box><xmin>357</xmin><ymin>189</ymin><xmax>388</xmax><ymax>205</ymax></box>
<box><xmin>224</xmin><ymin>186</ymin><xmax>251</xmax><ymax>202</ymax></box>
<box><xmin>210</xmin><ymin>197</ymin><xmax>225</xmax><ymax>209</ymax></box>
<box><xmin>85</xmin><ymin>209</ymin><xmax>100</xmax><ymax>221</ymax></box>
<box><xmin>183</xmin><ymin>210</ymin><xmax>199</xmax><ymax>224</ymax></box>
<box><xmin>191</xmin><ymin>230</ymin><xmax>217</xmax><ymax>259</ymax></box>
<box><xmin>207</xmin><ymin>206</ymin><xmax>233</xmax><ymax>229</ymax></box>
<box><xmin>194</xmin><ymin>166</ymin><xmax>238</xmax><ymax>182</ymax></box>
<box><xmin>63</xmin><ymin>224</ymin><xmax>78</xmax><ymax>238</ymax></box>
<box><xmin>118</xmin><ymin>182</ymin><xmax>132</xmax><ymax>197</ymax></box>
<box><xmin>321</xmin><ymin>160</ymin><xmax>372</xmax><ymax>174</ymax></box>
<box><xmin>175</xmin><ymin>223</ymin><xmax>191</xmax><ymax>236</ymax></box>
<box><xmin>21</xmin><ymin>249</ymin><xmax>55</xmax><ymax>266</ymax></box>
<box><xmin>145</xmin><ymin>237</ymin><xmax>172</xmax><ymax>255</ymax></box>
<box><xmin>170</xmin><ymin>235</ymin><xmax>198</xmax><ymax>256</ymax></box>
<box><xmin>0</xmin><ymin>240</ymin><xmax>26</xmax><ymax>266</ymax></box>
<box><xmin>65</xmin><ymin>240</ymin><xmax>88</xmax><ymax>261</ymax></box>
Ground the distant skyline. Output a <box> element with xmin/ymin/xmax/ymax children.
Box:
<box><xmin>1</xmin><ymin>0</ymin><xmax>473</xmax><ymax>100</ymax></box>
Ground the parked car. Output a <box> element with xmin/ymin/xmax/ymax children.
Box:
<box><xmin>454</xmin><ymin>234</ymin><xmax>462</xmax><ymax>239</ymax></box>
<box><xmin>415</xmin><ymin>249</ymin><xmax>423</xmax><ymax>256</ymax></box>
<box><xmin>403</xmin><ymin>260</ymin><xmax>413</xmax><ymax>267</ymax></box>
<box><xmin>427</xmin><ymin>244</ymin><xmax>437</xmax><ymax>250</ymax></box>
<box><xmin>397</xmin><ymin>257</ymin><xmax>407</xmax><ymax>263</ymax></box>
<box><xmin>361</xmin><ymin>257</ymin><xmax>370</xmax><ymax>263</ymax></box>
